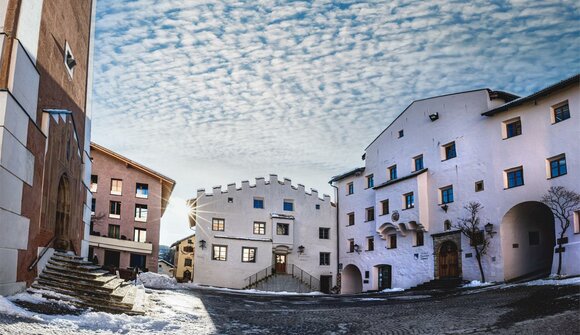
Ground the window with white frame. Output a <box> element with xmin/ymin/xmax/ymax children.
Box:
<box><xmin>90</xmin><ymin>175</ymin><xmax>98</xmax><ymax>192</ymax></box>
<box><xmin>109</xmin><ymin>201</ymin><xmax>121</xmax><ymax>218</ymax></box>
<box><xmin>505</xmin><ymin>166</ymin><xmax>524</xmax><ymax>189</ymax></box>
<box><xmin>276</xmin><ymin>223</ymin><xmax>289</xmax><ymax>235</ymax></box>
<box><xmin>366</xmin><ymin>236</ymin><xmax>374</xmax><ymax>251</ymax></box>
<box><xmin>388</xmin><ymin>165</ymin><xmax>397</xmax><ymax>180</ymax></box>
<box><xmin>110</xmin><ymin>179</ymin><xmax>123</xmax><ymax>195</ymax></box>
<box><xmin>347</xmin><ymin>182</ymin><xmax>354</xmax><ymax>195</ymax></box>
<box><xmin>319</xmin><ymin>252</ymin><xmax>330</xmax><ymax>265</ymax></box>
<box><xmin>547</xmin><ymin>154</ymin><xmax>567</xmax><ymax>179</ymax></box>
<box><xmin>414</xmin><ymin>155</ymin><xmax>424</xmax><ymax>171</ymax></box>
<box><xmin>283</xmin><ymin>199</ymin><xmax>294</xmax><ymax>211</ymax></box>
<box><xmin>366</xmin><ymin>207</ymin><xmax>375</xmax><ymax>221</ymax></box>
<box><xmin>212</xmin><ymin>218</ymin><xmax>225</xmax><ymax>231</ymax></box>
<box><xmin>440</xmin><ymin>186</ymin><xmax>454</xmax><ymax>204</ymax></box>
<box><xmin>136</xmin><ymin>183</ymin><xmax>149</xmax><ymax>198</ymax></box>
<box><xmin>319</xmin><ymin>227</ymin><xmax>330</xmax><ymax>239</ymax></box>
<box><xmin>135</xmin><ymin>204</ymin><xmax>148</xmax><ymax>222</ymax></box>
<box><xmin>380</xmin><ymin>199</ymin><xmax>389</xmax><ymax>215</ymax></box>
<box><xmin>404</xmin><ymin>192</ymin><xmax>414</xmax><ymax>209</ymax></box>
<box><xmin>253</xmin><ymin>222</ymin><xmax>266</xmax><ymax>235</ymax></box>
<box><xmin>347</xmin><ymin>212</ymin><xmax>355</xmax><ymax>226</ymax></box>
<box><xmin>134</xmin><ymin>228</ymin><xmax>147</xmax><ymax>243</ymax></box>
<box><xmin>503</xmin><ymin>117</ymin><xmax>522</xmax><ymax>139</ymax></box>
<box><xmin>212</xmin><ymin>245</ymin><xmax>227</xmax><ymax>261</ymax></box>
<box><xmin>366</xmin><ymin>174</ymin><xmax>374</xmax><ymax>188</ymax></box>
<box><xmin>552</xmin><ymin>101</ymin><xmax>570</xmax><ymax>123</ymax></box>
<box><xmin>443</xmin><ymin>141</ymin><xmax>457</xmax><ymax>160</ymax></box>
<box><xmin>242</xmin><ymin>247</ymin><xmax>256</xmax><ymax>263</ymax></box>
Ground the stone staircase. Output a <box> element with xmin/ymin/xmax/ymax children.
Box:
<box><xmin>410</xmin><ymin>277</ymin><xmax>466</xmax><ymax>291</ymax></box>
<box><xmin>30</xmin><ymin>252</ymin><xmax>146</xmax><ymax>315</ymax></box>
<box><xmin>244</xmin><ymin>264</ymin><xmax>320</xmax><ymax>293</ymax></box>
<box><xmin>253</xmin><ymin>274</ymin><xmax>313</xmax><ymax>293</ymax></box>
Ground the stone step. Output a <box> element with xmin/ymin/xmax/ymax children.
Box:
<box><xmin>53</xmin><ymin>252</ymin><xmax>86</xmax><ymax>261</ymax></box>
<box><xmin>50</xmin><ymin>255</ymin><xmax>95</xmax><ymax>267</ymax></box>
<box><xmin>45</xmin><ymin>263</ymin><xmax>108</xmax><ymax>278</ymax></box>
<box><xmin>37</xmin><ymin>274</ymin><xmax>124</xmax><ymax>297</ymax></box>
<box><xmin>48</xmin><ymin>259</ymin><xmax>102</xmax><ymax>271</ymax></box>
<box><xmin>31</xmin><ymin>282</ymin><xmax>132</xmax><ymax>308</ymax></box>
<box><xmin>42</xmin><ymin>268</ymin><xmax>116</xmax><ymax>286</ymax></box>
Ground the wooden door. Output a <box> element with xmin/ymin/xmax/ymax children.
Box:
<box><xmin>275</xmin><ymin>254</ymin><xmax>286</xmax><ymax>273</ymax></box>
<box><xmin>378</xmin><ymin>265</ymin><xmax>392</xmax><ymax>290</ymax></box>
<box><xmin>320</xmin><ymin>275</ymin><xmax>332</xmax><ymax>293</ymax></box>
<box><xmin>439</xmin><ymin>241</ymin><xmax>459</xmax><ymax>278</ymax></box>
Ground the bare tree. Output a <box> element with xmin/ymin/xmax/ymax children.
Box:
<box><xmin>542</xmin><ymin>186</ymin><xmax>580</xmax><ymax>276</ymax></box>
<box><xmin>454</xmin><ymin>202</ymin><xmax>490</xmax><ymax>282</ymax></box>
<box><xmin>90</xmin><ymin>212</ymin><xmax>106</xmax><ymax>234</ymax></box>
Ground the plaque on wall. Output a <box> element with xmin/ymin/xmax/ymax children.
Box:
<box><xmin>391</xmin><ymin>210</ymin><xmax>400</xmax><ymax>222</ymax></box>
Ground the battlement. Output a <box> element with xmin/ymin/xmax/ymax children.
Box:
<box><xmin>195</xmin><ymin>174</ymin><xmax>333</xmax><ymax>202</ymax></box>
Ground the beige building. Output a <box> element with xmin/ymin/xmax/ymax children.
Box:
<box><xmin>170</xmin><ymin>234</ymin><xmax>195</xmax><ymax>282</ymax></box>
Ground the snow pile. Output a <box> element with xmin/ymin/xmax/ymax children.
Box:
<box><xmin>138</xmin><ymin>272</ymin><xmax>178</xmax><ymax>289</ymax></box>
<box><xmin>524</xmin><ymin>276</ymin><xmax>580</xmax><ymax>286</ymax></box>
<box><xmin>381</xmin><ymin>287</ymin><xmax>404</xmax><ymax>293</ymax></box>
<box><xmin>463</xmin><ymin>280</ymin><xmax>494</xmax><ymax>288</ymax></box>
<box><xmin>0</xmin><ymin>296</ymin><xmax>41</xmax><ymax>320</ymax></box>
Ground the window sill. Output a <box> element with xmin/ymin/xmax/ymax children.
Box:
<box><xmin>379</xmin><ymin>213</ymin><xmax>390</xmax><ymax>216</ymax></box>
<box><xmin>503</xmin><ymin>134</ymin><xmax>522</xmax><ymax>140</ymax></box>
<box><xmin>110</xmin><ymin>191</ymin><xmax>122</xmax><ymax>196</ymax></box>
<box><xmin>365</xmin><ymin>249</ymin><xmax>374</xmax><ymax>252</ymax></box>
<box><xmin>134</xmin><ymin>218</ymin><xmax>147</xmax><ymax>223</ymax></box>
<box><xmin>413</xmin><ymin>245</ymin><xmax>424</xmax><ymax>248</ymax></box>
<box><xmin>547</xmin><ymin>173</ymin><xmax>567</xmax><ymax>180</ymax></box>
<box><xmin>504</xmin><ymin>184</ymin><xmax>524</xmax><ymax>190</ymax></box>
<box><xmin>364</xmin><ymin>220</ymin><xmax>375</xmax><ymax>223</ymax></box>
<box><xmin>441</xmin><ymin>157</ymin><xmax>456</xmax><ymax>162</ymax></box>
<box><xmin>402</xmin><ymin>207</ymin><xmax>414</xmax><ymax>211</ymax></box>
<box><xmin>386</xmin><ymin>247</ymin><xmax>397</xmax><ymax>250</ymax></box>
<box><xmin>438</xmin><ymin>202</ymin><xmax>454</xmax><ymax>205</ymax></box>
<box><xmin>108</xmin><ymin>214</ymin><xmax>120</xmax><ymax>219</ymax></box>
<box><xmin>136</xmin><ymin>194</ymin><xmax>149</xmax><ymax>199</ymax></box>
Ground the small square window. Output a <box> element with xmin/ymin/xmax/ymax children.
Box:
<box><xmin>366</xmin><ymin>174</ymin><xmax>374</xmax><ymax>188</ymax></box>
<box><xmin>529</xmin><ymin>231</ymin><xmax>540</xmax><ymax>246</ymax></box>
<box><xmin>283</xmin><ymin>200</ymin><xmax>294</xmax><ymax>211</ymax></box>
<box><xmin>184</xmin><ymin>259</ymin><xmax>193</xmax><ymax>267</ymax></box>
<box><xmin>440</xmin><ymin>186</ymin><xmax>454</xmax><ymax>204</ymax></box>
<box><xmin>548</xmin><ymin>154</ymin><xmax>567</xmax><ymax>179</ymax></box>
<box><xmin>276</xmin><ymin>223</ymin><xmax>289</xmax><ymax>235</ymax></box>
<box><xmin>319</xmin><ymin>227</ymin><xmax>330</xmax><ymax>239</ymax></box>
<box><xmin>404</xmin><ymin>193</ymin><xmax>414</xmax><ymax>209</ymax></box>
<box><xmin>347</xmin><ymin>212</ymin><xmax>355</xmax><ymax>226</ymax></box>
<box><xmin>110</xmin><ymin>179</ymin><xmax>123</xmax><ymax>195</ymax></box>
<box><xmin>253</xmin><ymin>222</ymin><xmax>266</xmax><ymax>235</ymax></box>
<box><xmin>227</xmin><ymin>197</ymin><xmax>233</xmax><ymax>203</ymax></box>
<box><xmin>414</xmin><ymin>155</ymin><xmax>424</xmax><ymax>171</ymax></box>
<box><xmin>443</xmin><ymin>142</ymin><xmax>457</xmax><ymax>160</ymax></box>
<box><xmin>552</xmin><ymin>102</ymin><xmax>570</xmax><ymax>123</ymax></box>
<box><xmin>348</xmin><ymin>239</ymin><xmax>355</xmax><ymax>253</ymax></box>
<box><xmin>505</xmin><ymin>167</ymin><xmax>524</xmax><ymax>189</ymax></box>
<box><xmin>212</xmin><ymin>218</ymin><xmax>225</xmax><ymax>231</ymax></box>
<box><xmin>136</xmin><ymin>183</ymin><xmax>148</xmax><ymax>198</ymax></box>
<box><xmin>415</xmin><ymin>231</ymin><xmax>424</xmax><ymax>246</ymax></box>
<box><xmin>319</xmin><ymin>252</ymin><xmax>330</xmax><ymax>266</ymax></box>
<box><xmin>366</xmin><ymin>237</ymin><xmax>374</xmax><ymax>251</ymax></box>
<box><xmin>475</xmin><ymin>180</ymin><xmax>484</xmax><ymax>192</ymax></box>
<box><xmin>133</xmin><ymin>228</ymin><xmax>147</xmax><ymax>242</ymax></box>
<box><xmin>380</xmin><ymin>199</ymin><xmax>389</xmax><ymax>215</ymax></box>
<box><xmin>347</xmin><ymin>182</ymin><xmax>354</xmax><ymax>195</ymax></box>
<box><xmin>253</xmin><ymin>198</ymin><xmax>264</xmax><ymax>209</ymax></box>
<box><xmin>398</xmin><ymin>129</ymin><xmax>404</xmax><ymax>138</ymax></box>
<box><xmin>315</xmin><ymin>204</ymin><xmax>320</xmax><ymax>210</ymax></box>
<box><xmin>389</xmin><ymin>165</ymin><xmax>397</xmax><ymax>180</ymax></box>
<box><xmin>504</xmin><ymin>118</ymin><xmax>522</xmax><ymax>139</ymax></box>
<box><xmin>108</xmin><ymin>224</ymin><xmax>120</xmax><ymax>239</ymax></box>
<box><xmin>242</xmin><ymin>247</ymin><xmax>257</xmax><ymax>263</ymax></box>
<box><xmin>366</xmin><ymin>207</ymin><xmax>375</xmax><ymax>221</ymax></box>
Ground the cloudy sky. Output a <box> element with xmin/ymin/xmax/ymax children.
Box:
<box><xmin>91</xmin><ymin>0</ymin><xmax>580</xmax><ymax>245</ymax></box>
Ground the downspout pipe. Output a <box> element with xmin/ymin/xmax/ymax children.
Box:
<box><xmin>329</xmin><ymin>181</ymin><xmax>340</xmax><ymax>286</ymax></box>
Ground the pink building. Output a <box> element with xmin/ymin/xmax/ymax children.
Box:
<box><xmin>88</xmin><ymin>143</ymin><xmax>175</xmax><ymax>273</ymax></box>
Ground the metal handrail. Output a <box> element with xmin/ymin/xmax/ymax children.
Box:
<box><xmin>289</xmin><ymin>264</ymin><xmax>320</xmax><ymax>291</ymax></box>
<box><xmin>245</xmin><ymin>265</ymin><xmax>275</xmax><ymax>288</ymax></box>
<box><xmin>28</xmin><ymin>236</ymin><xmax>56</xmax><ymax>271</ymax></box>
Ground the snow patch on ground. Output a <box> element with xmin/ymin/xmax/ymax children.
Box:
<box><xmin>138</xmin><ymin>272</ymin><xmax>178</xmax><ymax>289</ymax></box>
<box><xmin>381</xmin><ymin>287</ymin><xmax>404</xmax><ymax>293</ymax></box>
<box><xmin>357</xmin><ymin>298</ymin><xmax>386</xmax><ymax>301</ymax></box>
<box><xmin>0</xmin><ymin>296</ymin><xmax>41</xmax><ymax>320</ymax></box>
<box><xmin>463</xmin><ymin>280</ymin><xmax>494</xmax><ymax>288</ymax></box>
<box><xmin>524</xmin><ymin>276</ymin><xmax>580</xmax><ymax>286</ymax></box>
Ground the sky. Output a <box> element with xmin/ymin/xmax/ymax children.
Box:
<box><xmin>91</xmin><ymin>0</ymin><xmax>580</xmax><ymax>246</ymax></box>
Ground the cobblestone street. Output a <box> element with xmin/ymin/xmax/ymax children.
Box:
<box><xmin>1</xmin><ymin>282</ymin><xmax>578</xmax><ymax>334</ymax></box>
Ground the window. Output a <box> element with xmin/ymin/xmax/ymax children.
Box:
<box><xmin>91</xmin><ymin>198</ymin><xmax>96</xmax><ymax>215</ymax></box>
<box><xmin>367</xmin><ymin>237</ymin><xmax>374</xmax><ymax>251</ymax></box>
<box><xmin>347</xmin><ymin>182</ymin><xmax>354</xmax><ymax>195</ymax></box>
<box><xmin>380</xmin><ymin>200</ymin><xmax>389</xmax><ymax>215</ymax></box>
<box><xmin>136</xmin><ymin>183</ymin><xmax>149</xmax><ymax>198</ymax></box>
<box><xmin>574</xmin><ymin>211</ymin><xmax>579</xmax><ymax>234</ymax></box>
<box><xmin>212</xmin><ymin>245</ymin><xmax>227</xmax><ymax>261</ymax></box>
<box><xmin>135</xmin><ymin>204</ymin><xmax>148</xmax><ymax>222</ymax></box>
<box><xmin>366</xmin><ymin>207</ymin><xmax>375</xmax><ymax>221</ymax></box>
<box><xmin>398</xmin><ymin>129</ymin><xmax>404</xmax><ymax>138</ymax></box>
<box><xmin>388</xmin><ymin>234</ymin><xmax>397</xmax><ymax>249</ymax></box>
<box><xmin>253</xmin><ymin>222</ymin><xmax>266</xmax><ymax>235</ymax></box>
<box><xmin>242</xmin><ymin>247</ymin><xmax>257</xmax><ymax>263</ymax></box>
<box><xmin>529</xmin><ymin>231</ymin><xmax>540</xmax><ymax>246</ymax></box>
<box><xmin>440</xmin><ymin>186</ymin><xmax>454</xmax><ymax>204</ymax></box>
<box><xmin>109</xmin><ymin>201</ymin><xmax>121</xmax><ymax>218</ymax></box>
<box><xmin>64</xmin><ymin>41</ymin><xmax>75</xmax><ymax>77</ymax></box>
<box><xmin>366</xmin><ymin>174</ymin><xmax>374</xmax><ymax>188</ymax></box>
<box><xmin>90</xmin><ymin>175</ymin><xmax>98</xmax><ymax>192</ymax></box>
<box><xmin>504</xmin><ymin>118</ymin><xmax>522</xmax><ymax>138</ymax></box>
<box><xmin>183</xmin><ymin>246</ymin><xmax>194</xmax><ymax>253</ymax></box>
<box><xmin>444</xmin><ymin>220</ymin><xmax>452</xmax><ymax>231</ymax></box>
<box><xmin>212</xmin><ymin>218</ymin><xmax>225</xmax><ymax>231</ymax></box>
<box><xmin>414</xmin><ymin>155</ymin><xmax>424</xmax><ymax>171</ymax></box>
<box><xmin>506</xmin><ymin>167</ymin><xmax>524</xmax><ymax>188</ymax></box>
<box><xmin>443</xmin><ymin>142</ymin><xmax>457</xmax><ymax>160</ymax></box>
<box><xmin>548</xmin><ymin>155</ymin><xmax>567</xmax><ymax>178</ymax></box>
<box><xmin>253</xmin><ymin>197</ymin><xmax>264</xmax><ymax>209</ymax></box>
<box><xmin>108</xmin><ymin>224</ymin><xmax>120</xmax><ymax>239</ymax></box>
<box><xmin>348</xmin><ymin>239</ymin><xmax>355</xmax><ymax>253</ymax></box>
<box><xmin>475</xmin><ymin>180</ymin><xmax>484</xmax><ymax>192</ymax></box>
<box><xmin>553</xmin><ymin>102</ymin><xmax>570</xmax><ymax>123</ymax></box>
<box><xmin>283</xmin><ymin>200</ymin><xmax>294</xmax><ymax>211</ymax></box>
<box><xmin>415</xmin><ymin>231</ymin><xmax>424</xmax><ymax>246</ymax></box>
<box><xmin>315</xmin><ymin>204</ymin><xmax>320</xmax><ymax>210</ymax></box>
<box><xmin>110</xmin><ymin>179</ymin><xmax>123</xmax><ymax>195</ymax></box>
<box><xmin>184</xmin><ymin>259</ymin><xmax>193</xmax><ymax>267</ymax></box>
<box><xmin>389</xmin><ymin>165</ymin><xmax>397</xmax><ymax>180</ymax></box>
<box><xmin>319</xmin><ymin>227</ymin><xmax>330</xmax><ymax>239</ymax></box>
<box><xmin>129</xmin><ymin>254</ymin><xmax>146</xmax><ymax>271</ymax></box>
<box><xmin>133</xmin><ymin>228</ymin><xmax>147</xmax><ymax>242</ymax></box>
<box><xmin>227</xmin><ymin>197</ymin><xmax>233</xmax><ymax>203</ymax></box>
<box><xmin>276</xmin><ymin>223</ymin><xmax>289</xmax><ymax>235</ymax></box>
<box><xmin>319</xmin><ymin>252</ymin><xmax>330</xmax><ymax>266</ymax></box>
<box><xmin>347</xmin><ymin>212</ymin><xmax>355</xmax><ymax>226</ymax></box>
<box><xmin>404</xmin><ymin>193</ymin><xmax>414</xmax><ymax>209</ymax></box>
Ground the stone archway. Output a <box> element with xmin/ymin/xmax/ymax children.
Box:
<box><xmin>341</xmin><ymin>264</ymin><xmax>363</xmax><ymax>294</ymax></box>
<box><xmin>501</xmin><ymin>201</ymin><xmax>555</xmax><ymax>281</ymax></box>
<box><xmin>54</xmin><ymin>174</ymin><xmax>71</xmax><ymax>251</ymax></box>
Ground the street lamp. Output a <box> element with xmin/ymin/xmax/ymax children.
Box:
<box><xmin>298</xmin><ymin>245</ymin><xmax>305</xmax><ymax>255</ymax></box>
<box><xmin>199</xmin><ymin>240</ymin><xmax>207</xmax><ymax>249</ymax></box>
<box><xmin>484</xmin><ymin>223</ymin><xmax>496</xmax><ymax>238</ymax></box>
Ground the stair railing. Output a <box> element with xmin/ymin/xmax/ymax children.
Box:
<box><xmin>245</xmin><ymin>265</ymin><xmax>275</xmax><ymax>288</ymax></box>
<box><xmin>28</xmin><ymin>236</ymin><xmax>56</xmax><ymax>271</ymax></box>
<box><xmin>288</xmin><ymin>264</ymin><xmax>320</xmax><ymax>291</ymax></box>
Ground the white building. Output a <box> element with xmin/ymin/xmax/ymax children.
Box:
<box><xmin>190</xmin><ymin>175</ymin><xmax>337</xmax><ymax>292</ymax></box>
<box><xmin>331</xmin><ymin>74</ymin><xmax>579</xmax><ymax>293</ymax></box>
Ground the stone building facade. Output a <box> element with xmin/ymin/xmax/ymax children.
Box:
<box><xmin>190</xmin><ymin>175</ymin><xmax>337</xmax><ymax>292</ymax></box>
<box><xmin>0</xmin><ymin>0</ymin><xmax>96</xmax><ymax>295</ymax></box>
<box><xmin>170</xmin><ymin>234</ymin><xmax>195</xmax><ymax>282</ymax></box>
<box><xmin>88</xmin><ymin>143</ymin><xmax>175</xmax><ymax>273</ymax></box>
<box><xmin>332</xmin><ymin>74</ymin><xmax>579</xmax><ymax>293</ymax></box>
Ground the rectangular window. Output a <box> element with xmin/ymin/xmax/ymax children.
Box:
<box><xmin>348</xmin><ymin>239</ymin><xmax>355</xmax><ymax>253</ymax></box>
<box><xmin>319</xmin><ymin>252</ymin><xmax>330</xmax><ymax>266</ymax></box>
<box><xmin>253</xmin><ymin>198</ymin><xmax>264</xmax><ymax>209</ymax></box>
<box><xmin>90</xmin><ymin>175</ymin><xmax>98</xmax><ymax>192</ymax></box>
<box><xmin>505</xmin><ymin>118</ymin><xmax>522</xmax><ymax>138</ymax></box>
<box><xmin>276</xmin><ymin>223</ymin><xmax>289</xmax><ymax>235</ymax></box>
<box><xmin>136</xmin><ymin>183</ymin><xmax>149</xmax><ymax>198</ymax></box>
<box><xmin>253</xmin><ymin>222</ymin><xmax>266</xmax><ymax>235</ymax></box>
<box><xmin>134</xmin><ymin>228</ymin><xmax>147</xmax><ymax>242</ymax></box>
<box><xmin>91</xmin><ymin>198</ymin><xmax>96</xmax><ymax>215</ymax></box>
<box><xmin>283</xmin><ymin>200</ymin><xmax>294</xmax><ymax>211</ymax></box>
<box><xmin>414</xmin><ymin>155</ymin><xmax>424</xmax><ymax>171</ymax></box>
<box><xmin>381</xmin><ymin>200</ymin><xmax>389</xmax><ymax>215</ymax></box>
<box><xmin>366</xmin><ymin>207</ymin><xmax>375</xmax><ymax>221</ymax></box>
<box><xmin>415</xmin><ymin>231</ymin><xmax>424</xmax><ymax>246</ymax></box>
<box><xmin>549</xmin><ymin>155</ymin><xmax>567</xmax><ymax>178</ymax></box>
<box><xmin>135</xmin><ymin>204</ymin><xmax>148</xmax><ymax>222</ymax></box>
<box><xmin>367</xmin><ymin>237</ymin><xmax>374</xmax><ymax>251</ymax></box>
<box><xmin>389</xmin><ymin>165</ymin><xmax>397</xmax><ymax>180</ymax></box>
<box><xmin>315</xmin><ymin>204</ymin><xmax>320</xmax><ymax>210</ymax></box>
<box><xmin>212</xmin><ymin>245</ymin><xmax>227</xmax><ymax>261</ymax></box>
<box><xmin>242</xmin><ymin>247</ymin><xmax>257</xmax><ymax>263</ymax></box>
<box><xmin>506</xmin><ymin>167</ymin><xmax>524</xmax><ymax>188</ymax></box>
<box><xmin>110</xmin><ymin>179</ymin><xmax>123</xmax><ymax>195</ymax></box>
<box><xmin>366</xmin><ymin>174</ymin><xmax>374</xmax><ymax>188</ymax></box>
<box><xmin>529</xmin><ymin>231</ymin><xmax>540</xmax><ymax>246</ymax></box>
<box><xmin>388</xmin><ymin>234</ymin><xmax>397</xmax><ymax>249</ymax></box>
<box><xmin>129</xmin><ymin>254</ymin><xmax>147</xmax><ymax>270</ymax></box>
<box><xmin>184</xmin><ymin>259</ymin><xmax>192</xmax><ymax>267</ymax></box>
<box><xmin>441</xmin><ymin>186</ymin><xmax>454</xmax><ymax>204</ymax></box>
<box><xmin>319</xmin><ymin>227</ymin><xmax>330</xmax><ymax>239</ymax></box>
<box><xmin>444</xmin><ymin>142</ymin><xmax>457</xmax><ymax>160</ymax></box>
<box><xmin>212</xmin><ymin>218</ymin><xmax>225</xmax><ymax>231</ymax></box>
<box><xmin>108</xmin><ymin>224</ymin><xmax>120</xmax><ymax>239</ymax></box>
<box><xmin>404</xmin><ymin>193</ymin><xmax>414</xmax><ymax>209</ymax></box>
<box><xmin>574</xmin><ymin>211</ymin><xmax>579</xmax><ymax>234</ymax></box>
<box><xmin>347</xmin><ymin>182</ymin><xmax>354</xmax><ymax>195</ymax></box>
<box><xmin>109</xmin><ymin>201</ymin><xmax>121</xmax><ymax>218</ymax></box>
<box><xmin>553</xmin><ymin>102</ymin><xmax>570</xmax><ymax>123</ymax></box>
<box><xmin>227</xmin><ymin>197</ymin><xmax>233</xmax><ymax>203</ymax></box>
<box><xmin>398</xmin><ymin>129</ymin><xmax>404</xmax><ymax>138</ymax></box>
<box><xmin>475</xmin><ymin>180</ymin><xmax>484</xmax><ymax>192</ymax></box>
<box><xmin>347</xmin><ymin>212</ymin><xmax>355</xmax><ymax>226</ymax></box>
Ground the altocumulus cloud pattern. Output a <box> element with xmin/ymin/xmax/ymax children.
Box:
<box><xmin>92</xmin><ymin>0</ymin><xmax>579</xmax><ymax>189</ymax></box>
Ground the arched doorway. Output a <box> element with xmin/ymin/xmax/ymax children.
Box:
<box><xmin>183</xmin><ymin>270</ymin><xmax>192</xmax><ymax>282</ymax></box>
<box><xmin>341</xmin><ymin>264</ymin><xmax>363</xmax><ymax>294</ymax></box>
<box><xmin>54</xmin><ymin>175</ymin><xmax>71</xmax><ymax>251</ymax></box>
<box><xmin>501</xmin><ymin>201</ymin><xmax>555</xmax><ymax>281</ymax></box>
<box><xmin>438</xmin><ymin>241</ymin><xmax>459</xmax><ymax>278</ymax></box>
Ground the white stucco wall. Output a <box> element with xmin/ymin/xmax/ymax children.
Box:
<box><xmin>193</xmin><ymin>175</ymin><xmax>337</xmax><ymax>290</ymax></box>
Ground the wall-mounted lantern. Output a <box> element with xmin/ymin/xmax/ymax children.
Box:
<box><xmin>354</xmin><ymin>244</ymin><xmax>361</xmax><ymax>254</ymax></box>
<box><xmin>429</xmin><ymin>113</ymin><xmax>439</xmax><ymax>121</ymax></box>
<box><xmin>298</xmin><ymin>245</ymin><xmax>305</xmax><ymax>255</ymax></box>
<box><xmin>199</xmin><ymin>239</ymin><xmax>207</xmax><ymax>249</ymax></box>
<box><xmin>440</xmin><ymin>204</ymin><xmax>449</xmax><ymax>212</ymax></box>
<box><xmin>484</xmin><ymin>223</ymin><xmax>497</xmax><ymax>238</ymax></box>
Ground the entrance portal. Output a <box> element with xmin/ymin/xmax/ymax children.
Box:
<box><xmin>54</xmin><ymin>175</ymin><xmax>71</xmax><ymax>251</ymax></box>
<box><xmin>275</xmin><ymin>254</ymin><xmax>287</xmax><ymax>273</ymax></box>
<box><xmin>377</xmin><ymin>264</ymin><xmax>392</xmax><ymax>290</ymax></box>
<box><xmin>341</xmin><ymin>264</ymin><xmax>363</xmax><ymax>294</ymax></box>
<box><xmin>320</xmin><ymin>275</ymin><xmax>332</xmax><ymax>294</ymax></box>
<box><xmin>438</xmin><ymin>241</ymin><xmax>459</xmax><ymax>278</ymax></box>
<box><xmin>501</xmin><ymin>201</ymin><xmax>555</xmax><ymax>281</ymax></box>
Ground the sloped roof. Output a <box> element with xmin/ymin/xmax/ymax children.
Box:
<box><xmin>170</xmin><ymin>233</ymin><xmax>195</xmax><ymax>248</ymax></box>
<box><xmin>329</xmin><ymin>167</ymin><xmax>365</xmax><ymax>183</ymax></box>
